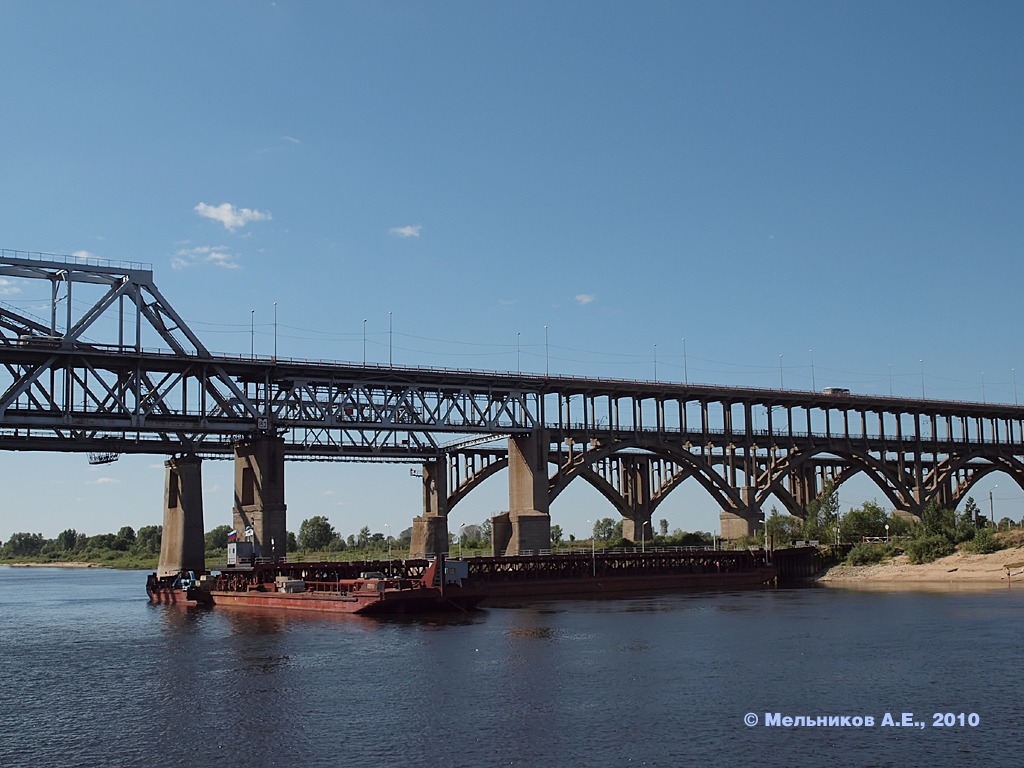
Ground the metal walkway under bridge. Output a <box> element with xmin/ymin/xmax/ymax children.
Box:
<box><xmin>1</xmin><ymin>249</ymin><xmax>1022</xmax><ymax>574</ymax></box>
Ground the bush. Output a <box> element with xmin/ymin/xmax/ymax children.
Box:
<box><xmin>846</xmin><ymin>542</ymin><xmax>895</xmax><ymax>566</ymax></box>
<box><xmin>961</xmin><ymin>527</ymin><xmax>1002</xmax><ymax>555</ymax></box>
<box><xmin>905</xmin><ymin>534</ymin><xmax>954</xmax><ymax>564</ymax></box>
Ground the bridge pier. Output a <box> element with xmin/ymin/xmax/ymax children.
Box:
<box><xmin>620</xmin><ymin>456</ymin><xmax>653</xmax><ymax>544</ymax></box>
<box><xmin>409</xmin><ymin>459</ymin><xmax>450</xmax><ymax>558</ymax></box>
<box><xmin>233</xmin><ymin>435</ymin><xmax>287</xmax><ymax>561</ymax></box>
<box><xmin>157</xmin><ymin>455</ymin><xmax>205</xmax><ymax>577</ymax></box>
<box><xmin>719</xmin><ymin>487</ymin><xmax>763</xmax><ymax>540</ymax></box>
<box><xmin>493</xmin><ymin>432</ymin><xmax>551</xmax><ymax>555</ymax></box>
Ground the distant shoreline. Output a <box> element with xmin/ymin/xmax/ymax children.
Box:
<box><xmin>3</xmin><ymin>561</ymin><xmax>110</xmax><ymax>569</ymax></box>
<box><xmin>817</xmin><ymin>545</ymin><xmax>1024</xmax><ymax>589</ymax></box>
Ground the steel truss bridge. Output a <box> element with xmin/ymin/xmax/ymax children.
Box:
<box><xmin>2</xmin><ymin>250</ymin><xmax>1023</xmax><ymax>544</ymax></box>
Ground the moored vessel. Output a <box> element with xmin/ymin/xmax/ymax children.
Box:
<box><xmin>147</xmin><ymin>556</ymin><xmax>483</xmax><ymax>614</ymax></box>
<box><xmin>147</xmin><ymin>546</ymin><xmax>807</xmax><ymax>614</ymax></box>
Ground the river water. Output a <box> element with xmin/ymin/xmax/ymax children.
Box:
<box><xmin>0</xmin><ymin>567</ymin><xmax>1019</xmax><ymax>767</ymax></box>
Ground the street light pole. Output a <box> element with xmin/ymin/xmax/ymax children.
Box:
<box><xmin>273</xmin><ymin>301</ymin><xmax>278</xmax><ymax>360</ymax></box>
<box><xmin>990</xmin><ymin>485</ymin><xmax>998</xmax><ymax>525</ymax></box>
<box><xmin>384</xmin><ymin>523</ymin><xmax>391</xmax><ymax>575</ymax></box>
<box><xmin>250</xmin><ymin>309</ymin><xmax>254</xmax><ymax>358</ymax></box>
<box><xmin>682</xmin><ymin>337</ymin><xmax>689</xmax><ymax>385</ymax></box>
<box><xmin>544</xmin><ymin>325</ymin><xmax>549</xmax><ymax>376</ymax></box>
<box><xmin>586</xmin><ymin>519</ymin><xmax>595</xmax><ymax>576</ymax></box>
<box><xmin>362</xmin><ymin>319</ymin><xmax>367</xmax><ymax>365</ymax></box>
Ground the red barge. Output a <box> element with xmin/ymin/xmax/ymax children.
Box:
<box><xmin>148</xmin><ymin>547</ymin><xmax>802</xmax><ymax>614</ymax></box>
<box><xmin>147</xmin><ymin>556</ymin><xmax>482</xmax><ymax>615</ymax></box>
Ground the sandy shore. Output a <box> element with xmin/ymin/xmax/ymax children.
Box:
<box><xmin>4</xmin><ymin>561</ymin><xmax>109</xmax><ymax>568</ymax></box>
<box><xmin>817</xmin><ymin>546</ymin><xmax>1024</xmax><ymax>589</ymax></box>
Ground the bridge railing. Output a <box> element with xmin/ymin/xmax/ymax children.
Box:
<box><xmin>0</xmin><ymin>248</ymin><xmax>151</xmax><ymax>272</ymax></box>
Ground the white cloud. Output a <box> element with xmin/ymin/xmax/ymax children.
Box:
<box><xmin>72</xmin><ymin>250</ymin><xmax>97</xmax><ymax>261</ymax></box>
<box><xmin>195</xmin><ymin>202</ymin><xmax>272</xmax><ymax>232</ymax></box>
<box><xmin>575</xmin><ymin>293</ymin><xmax>596</xmax><ymax>305</ymax></box>
<box><xmin>172</xmin><ymin>246</ymin><xmax>241</xmax><ymax>270</ymax></box>
<box><xmin>389</xmin><ymin>224</ymin><xmax>422</xmax><ymax>238</ymax></box>
<box><xmin>281</xmin><ymin>135</ymin><xmax>301</xmax><ymax>144</ymax></box>
<box><xmin>0</xmin><ymin>278</ymin><xmax>21</xmax><ymax>296</ymax></box>
<box><xmin>88</xmin><ymin>476</ymin><xmax>120</xmax><ymax>485</ymax></box>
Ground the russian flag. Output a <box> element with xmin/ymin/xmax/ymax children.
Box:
<box><xmin>227</xmin><ymin>529</ymin><xmax>238</xmax><ymax>542</ymax></box>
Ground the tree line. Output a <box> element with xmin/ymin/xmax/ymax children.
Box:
<box><xmin>756</xmin><ymin>483</ymin><xmax>1020</xmax><ymax>564</ymax></box>
<box><xmin>0</xmin><ymin>525</ymin><xmax>163</xmax><ymax>566</ymax></box>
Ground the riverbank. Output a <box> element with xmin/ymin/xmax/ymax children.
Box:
<box><xmin>818</xmin><ymin>545</ymin><xmax>1024</xmax><ymax>588</ymax></box>
<box><xmin>3</xmin><ymin>561</ymin><xmax>110</xmax><ymax>568</ymax></box>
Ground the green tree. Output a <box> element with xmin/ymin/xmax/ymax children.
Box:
<box><xmin>840</xmin><ymin>501</ymin><xmax>890</xmax><ymax>542</ymax></box>
<box><xmin>86</xmin><ymin>533</ymin><xmax>116</xmax><ymax>550</ymax></box>
<box><xmin>298</xmin><ymin>516</ymin><xmax>336</xmax><ymax>551</ymax></box>
<box><xmin>921</xmin><ymin>502</ymin><xmax>957</xmax><ymax>541</ymax></box>
<box><xmin>765</xmin><ymin>508</ymin><xmax>801</xmax><ymax>547</ymax></box>
<box><xmin>286</xmin><ymin>532</ymin><xmax>297</xmax><ymax>552</ymax></box>
<box><xmin>550</xmin><ymin>524</ymin><xmax>563</xmax><ymax>546</ymax></box>
<box><xmin>804</xmin><ymin>483</ymin><xmax>840</xmax><ymax>543</ymax></box>
<box><xmin>592</xmin><ymin>517</ymin><xmax>621</xmax><ymax>542</ymax></box>
<box><xmin>2</xmin><ymin>532</ymin><xmax>46</xmax><ymax>557</ymax></box>
<box><xmin>135</xmin><ymin>525</ymin><xmax>162</xmax><ymax>554</ymax></box>
<box><xmin>56</xmin><ymin>528</ymin><xmax>79</xmax><ymax>552</ymax></box>
<box><xmin>659</xmin><ymin>519</ymin><xmax>669</xmax><ymax>537</ymax></box>
<box><xmin>963</xmin><ymin>496</ymin><xmax>981</xmax><ymax>524</ymax></box>
<box><xmin>205</xmin><ymin>525</ymin><xmax>233</xmax><ymax>551</ymax></box>
<box><xmin>356</xmin><ymin>526</ymin><xmax>371</xmax><ymax>548</ymax></box>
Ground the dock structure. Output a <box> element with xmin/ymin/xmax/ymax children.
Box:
<box><xmin>2</xmin><ymin>250</ymin><xmax>1023</xmax><ymax>575</ymax></box>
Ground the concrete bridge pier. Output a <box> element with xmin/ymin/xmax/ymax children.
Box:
<box><xmin>719</xmin><ymin>487</ymin><xmax>763</xmax><ymax>540</ymax></box>
<box><xmin>493</xmin><ymin>432</ymin><xmax>551</xmax><ymax>555</ymax></box>
<box><xmin>233</xmin><ymin>435</ymin><xmax>287</xmax><ymax>561</ymax></box>
<box><xmin>409</xmin><ymin>459</ymin><xmax>450</xmax><ymax>558</ymax></box>
<box><xmin>157</xmin><ymin>455</ymin><xmax>205</xmax><ymax>577</ymax></box>
<box><xmin>620</xmin><ymin>456</ymin><xmax>653</xmax><ymax>544</ymax></box>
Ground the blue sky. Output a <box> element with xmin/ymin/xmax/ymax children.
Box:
<box><xmin>1</xmin><ymin>1</ymin><xmax>1022</xmax><ymax>542</ymax></box>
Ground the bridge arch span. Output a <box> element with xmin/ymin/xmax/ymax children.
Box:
<box><xmin>766</xmin><ymin>447</ymin><xmax>918</xmax><ymax>516</ymax></box>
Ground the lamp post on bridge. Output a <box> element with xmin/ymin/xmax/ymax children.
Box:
<box><xmin>990</xmin><ymin>485</ymin><xmax>998</xmax><ymax>526</ymax></box>
<box><xmin>544</xmin><ymin>325</ymin><xmax>549</xmax><ymax>376</ymax></box>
